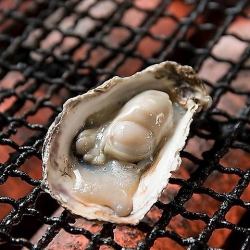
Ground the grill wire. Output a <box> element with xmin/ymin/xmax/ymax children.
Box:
<box><xmin>0</xmin><ymin>0</ymin><xmax>250</xmax><ymax>249</ymax></box>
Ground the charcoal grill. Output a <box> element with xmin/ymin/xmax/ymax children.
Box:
<box><xmin>0</xmin><ymin>0</ymin><xmax>250</xmax><ymax>249</ymax></box>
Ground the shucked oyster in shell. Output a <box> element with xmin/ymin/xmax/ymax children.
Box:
<box><xmin>42</xmin><ymin>61</ymin><xmax>211</xmax><ymax>224</ymax></box>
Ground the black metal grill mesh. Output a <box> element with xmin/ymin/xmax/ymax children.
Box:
<box><xmin>0</xmin><ymin>0</ymin><xmax>250</xmax><ymax>249</ymax></box>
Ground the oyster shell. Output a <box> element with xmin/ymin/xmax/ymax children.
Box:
<box><xmin>42</xmin><ymin>61</ymin><xmax>211</xmax><ymax>224</ymax></box>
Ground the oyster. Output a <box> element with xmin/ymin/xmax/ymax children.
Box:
<box><xmin>42</xmin><ymin>61</ymin><xmax>211</xmax><ymax>224</ymax></box>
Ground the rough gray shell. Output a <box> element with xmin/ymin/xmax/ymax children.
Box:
<box><xmin>42</xmin><ymin>61</ymin><xmax>211</xmax><ymax>224</ymax></box>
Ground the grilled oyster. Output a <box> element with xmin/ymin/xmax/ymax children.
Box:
<box><xmin>42</xmin><ymin>61</ymin><xmax>211</xmax><ymax>224</ymax></box>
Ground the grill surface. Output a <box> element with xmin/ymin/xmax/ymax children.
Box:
<box><xmin>0</xmin><ymin>0</ymin><xmax>250</xmax><ymax>249</ymax></box>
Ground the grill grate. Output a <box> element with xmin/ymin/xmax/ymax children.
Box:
<box><xmin>0</xmin><ymin>0</ymin><xmax>250</xmax><ymax>249</ymax></box>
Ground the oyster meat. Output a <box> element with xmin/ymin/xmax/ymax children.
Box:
<box><xmin>42</xmin><ymin>61</ymin><xmax>211</xmax><ymax>224</ymax></box>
